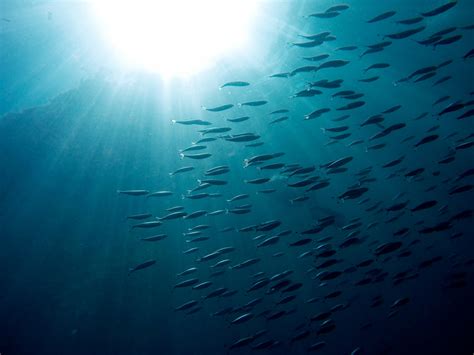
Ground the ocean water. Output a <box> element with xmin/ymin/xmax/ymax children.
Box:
<box><xmin>0</xmin><ymin>1</ymin><xmax>473</xmax><ymax>355</ymax></box>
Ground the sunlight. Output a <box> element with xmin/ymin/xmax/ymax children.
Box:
<box><xmin>92</xmin><ymin>0</ymin><xmax>261</xmax><ymax>78</ymax></box>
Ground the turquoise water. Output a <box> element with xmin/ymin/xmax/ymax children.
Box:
<box><xmin>1</xmin><ymin>1</ymin><xmax>473</xmax><ymax>354</ymax></box>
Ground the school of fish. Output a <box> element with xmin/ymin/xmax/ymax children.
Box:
<box><xmin>118</xmin><ymin>1</ymin><xmax>473</xmax><ymax>353</ymax></box>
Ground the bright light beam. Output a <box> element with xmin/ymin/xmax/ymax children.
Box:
<box><xmin>92</xmin><ymin>0</ymin><xmax>261</xmax><ymax>78</ymax></box>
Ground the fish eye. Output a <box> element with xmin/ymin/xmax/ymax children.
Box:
<box><xmin>91</xmin><ymin>0</ymin><xmax>261</xmax><ymax>77</ymax></box>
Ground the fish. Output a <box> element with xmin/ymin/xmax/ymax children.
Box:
<box><xmin>227</xmin><ymin>116</ymin><xmax>250</xmax><ymax>123</ymax></box>
<box><xmin>269</xmin><ymin>109</ymin><xmax>289</xmax><ymax>114</ymax></box>
<box><xmin>318</xmin><ymin>59</ymin><xmax>350</xmax><ymax>70</ymax></box>
<box><xmin>463</xmin><ymin>49</ymin><xmax>474</xmax><ymax>60</ymax></box>
<box><xmin>126</xmin><ymin>213</ymin><xmax>152</xmax><ymax>220</ymax></box>
<box><xmin>359</xmin><ymin>76</ymin><xmax>379</xmax><ymax>82</ymax></box>
<box><xmin>434</xmin><ymin>34</ymin><xmax>462</xmax><ymax>47</ymax></box>
<box><xmin>141</xmin><ymin>234</ymin><xmax>167</xmax><ymax>242</ymax></box>
<box><xmin>199</xmin><ymin>127</ymin><xmax>232</xmax><ymax>135</ymax></box>
<box><xmin>374</xmin><ymin>242</ymin><xmax>402</xmax><ymax>256</ymax></box>
<box><xmin>257</xmin><ymin>236</ymin><xmax>280</xmax><ymax>247</ymax></box>
<box><xmin>174</xmin><ymin>300</ymin><xmax>198</xmax><ymax>311</ymax></box>
<box><xmin>130</xmin><ymin>221</ymin><xmax>162</xmax><ymax>230</ymax></box>
<box><xmin>303</xmin><ymin>54</ymin><xmax>330</xmax><ymax>62</ymax></box>
<box><xmin>117</xmin><ymin>190</ymin><xmax>149</xmax><ymax>196</ymax></box>
<box><xmin>238</xmin><ymin>100</ymin><xmax>267</xmax><ymax>107</ymax></box>
<box><xmin>224</xmin><ymin>133</ymin><xmax>260</xmax><ymax>142</ymax></box>
<box><xmin>270</xmin><ymin>116</ymin><xmax>289</xmax><ymax>125</ymax></box>
<box><xmin>384</xmin><ymin>26</ymin><xmax>426</xmax><ymax>40</ymax></box>
<box><xmin>339</xmin><ymin>187</ymin><xmax>368</xmax><ymax>200</ymax></box>
<box><xmin>172</xmin><ymin>119</ymin><xmax>212</xmax><ymax>126</ymax></box>
<box><xmin>291</xmin><ymin>89</ymin><xmax>321</xmax><ymax>98</ymax></box>
<box><xmin>367</xmin><ymin>11</ymin><xmax>396</xmax><ymax>23</ymax></box>
<box><xmin>174</xmin><ymin>278</ymin><xmax>199</xmax><ymax>288</ymax></box>
<box><xmin>326</xmin><ymin>4</ymin><xmax>349</xmax><ymax>12</ymax></box>
<box><xmin>337</xmin><ymin>45</ymin><xmax>358</xmax><ymax>51</ymax></box>
<box><xmin>290</xmin><ymin>66</ymin><xmax>318</xmax><ymax>76</ymax></box>
<box><xmin>421</xmin><ymin>1</ymin><xmax>457</xmax><ymax>17</ymax></box>
<box><xmin>269</xmin><ymin>72</ymin><xmax>290</xmax><ymax>78</ymax></box>
<box><xmin>411</xmin><ymin>200</ymin><xmax>437</xmax><ymax>212</ymax></box>
<box><xmin>128</xmin><ymin>260</ymin><xmax>156</xmax><ymax>275</ymax></box>
<box><xmin>147</xmin><ymin>191</ymin><xmax>173</xmax><ymax>198</ymax></box>
<box><xmin>304</xmin><ymin>108</ymin><xmax>331</xmax><ymax>120</ymax></box>
<box><xmin>397</xmin><ymin>17</ymin><xmax>424</xmax><ymax>25</ymax></box>
<box><xmin>364</xmin><ymin>63</ymin><xmax>390</xmax><ymax>72</ymax></box>
<box><xmin>290</xmin><ymin>238</ymin><xmax>312</xmax><ymax>247</ymax></box>
<box><xmin>245</xmin><ymin>177</ymin><xmax>270</xmax><ymax>184</ymax></box>
<box><xmin>337</xmin><ymin>101</ymin><xmax>365</xmax><ymax>110</ymax></box>
<box><xmin>202</xmin><ymin>104</ymin><xmax>233</xmax><ymax>112</ymax></box>
<box><xmin>180</xmin><ymin>153</ymin><xmax>212</xmax><ymax>160</ymax></box>
<box><xmin>220</xmin><ymin>81</ymin><xmax>250</xmax><ymax>89</ymax></box>
<box><xmin>414</xmin><ymin>135</ymin><xmax>439</xmax><ymax>147</ymax></box>
<box><xmin>361</xmin><ymin>115</ymin><xmax>384</xmax><ymax>126</ymax></box>
<box><xmin>309</xmin><ymin>11</ymin><xmax>341</xmax><ymax>19</ymax></box>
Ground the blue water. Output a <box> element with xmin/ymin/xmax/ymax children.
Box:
<box><xmin>1</xmin><ymin>1</ymin><xmax>473</xmax><ymax>354</ymax></box>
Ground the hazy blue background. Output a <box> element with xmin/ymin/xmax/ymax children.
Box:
<box><xmin>1</xmin><ymin>1</ymin><xmax>473</xmax><ymax>354</ymax></box>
